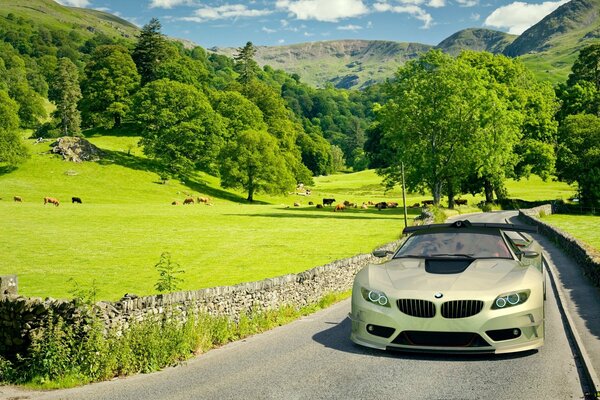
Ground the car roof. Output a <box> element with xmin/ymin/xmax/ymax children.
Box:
<box><xmin>403</xmin><ymin>220</ymin><xmax>538</xmax><ymax>235</ymax></box>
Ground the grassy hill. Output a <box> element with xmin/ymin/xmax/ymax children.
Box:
<box><xmin>0</xmin><ymin>0</ymin><xmax>138</xmax><ymax>40</ymax></box>
<box><xmin>505</xmin><ymin>0</ymin><xmax>600</xmax><ymax>84</ymax></box>
<box><xmin>435</xmin><ymin>28</ymin><xmax>517</xmax><ymax>56</ymax></box>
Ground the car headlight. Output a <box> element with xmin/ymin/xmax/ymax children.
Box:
<box><xmin>492</xmin><ymin>290</ymin><xmax>530</xmax><ymax>309</ymax></box>
<box><xmin>361</xmin><ymin>287</ymin><xmax>391</xmax><ymax>308</ymax></box>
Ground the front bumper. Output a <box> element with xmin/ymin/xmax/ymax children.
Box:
<box><xmin>350</xmin><ymin>294</ymin><xmax>544</xmax><ymax>354</ymax></box>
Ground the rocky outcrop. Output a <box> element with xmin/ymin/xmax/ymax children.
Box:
<box><xmin>51</xmin><ymin>136</ymin><xmax>101</xmax><ymax>162</ymax></box>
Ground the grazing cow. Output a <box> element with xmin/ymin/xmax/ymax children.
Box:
<box><xmin>183</xmin><ymin>197</ymin><xmax>195</xmax><ymax>205</ymax></box>
<box><xmin>13</xmin><ymin>196</ymin><xmax>22</xmax><ymax>202</ymax></box>
<box><xmin>334</xmin><ymin>203</ymin><xmax>345</xmax><ymax>212</ymax></box>
<box><xmin>322</xmin><ymin>198</ymin><xmax>336</xmax><ymax>206</ymax></box>
<box><xmin>44</xmin><ymin>197</ymin><xmax>60</xmax><ymax>207</ymax></box>
<box><xmin>343</xmin><ymin>200</ymin><xmax>351</xmax><ymax>206</ymax></box>
<box><xmin>198</xmin><ymin>196</ymin><xmax>210</xmax><ymax>203</ymax></box>
<box><xmin>308</xmin><ymin>201</ymin><xmax>314</xmax><ymax>205</ymax></box>
<box><xmin>294</xmin><ymin>202</ymin><xmax>300</xmax><ymax>207</ymax></box>
<box><xmin>361</xmin><ymin>203</ymin><xmax>368</xmax><ymax>209</ymax></box>
<box><xmin>410</xmin><ymin>203</ymin><xmax>421</xmax><ymax>208</ymax></box>
<box><xmin>367</xmin><ymin>201</ymin><xmax>375</xmax><ymax>206</ymax></box>
<box><xmin>316</xmin><ymin>204</ymin><xmax>323</xmax><ymax>209</ymax></box>
<box><xmin>172</xmin><ymin>201</ymin><xmax>180</xmax><ymax>205</ymax></box>
<box><xmin>72</xmin><ymin>197</ymin><xmax>82</xmax><ymax>204</ymax></box>
<box><xmin>422</xmin><ymin>200</ymin><xmax>435</xmax><ymax>206</ymax></box>
<box><xmin>375</xmin><ymin>201</ymin><xmax>387</xmax><ymax>210</ymax></box>
<box><xmin>455</xmin><ymin>199</ymin><xmax>468</xmax><ymax>206</ymax></box>
<box><xmin>387</xmin><ymin>201</ymin><xmax>399</xmax><ymax>208</ymax></box>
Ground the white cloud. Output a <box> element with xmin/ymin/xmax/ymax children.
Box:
<box><xmin>484</xmin><ymin>0</ymin><xmax>568</xmax><ymax>34</ymax></box>
<box><xmin>278</xmin><ymin>39</ymin><xmax>286</xmax><ymax>43</ymax></box>
<box><xmin>276</xmin><ymin>0</ymin><xmax>369</xmax><ymax>22</ymax></box>
<box><xmin>470</xmin><ymin>12</ymin><xmax>480</xmax><ymax>20</ymax></box>
<box><xmin>262</xmin><ymin>26</ymin><xmax>277</xmax><ymax>33</ymax></box>
<box><xmin>456</xmin><ymin>0</ymin><xmax>478</xmax><ymax>6</ymax></box>
<box><xmin>304</xmin><ymin>31</ymin><xmax>315</xmax><ymax>36</ymax></box>
<box><xmin>374</xmin><ymin>2</ymin><xmax>433</xmax><ymax>28</ymax></box>
<box><xmin>55</xmin><ymin>0</ymin><xmax>91</xmax><ymax>7</ymax></box>
<box><xmin>180</xmin><ymin>4</ymin><xmax>273</xmax><ymax>22</ymax></box>
<box><xmin>337</xmin><ymin>24</ymin><xmax>363</xmax><ymax>30</ymax></box>
<box><xmin>428</xmin><ymin>0</ymin><xmax>446</xmax><ymax>7</ymax></box>
<box><xmin>149</xmin><ymin>0</ymin><xmax>195</xmax><ymax>8</ymax></box>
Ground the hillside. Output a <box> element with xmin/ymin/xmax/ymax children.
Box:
<box><xmin>504</xmin><ymin>0</ymin><xmax>600</xmax><ymax>83</ymax></box>
<box><xmin>210</xmin><ymin>40</ymin><xmax>433</xmax><ymax>89</ymax></box>
<box><xmin>435</xmin><ymin>28</ymin><xmax>517</xmax><ymax>56</ymax></box>
<box><xmin>0</xmin><ymin>0</ymin><xmax>138</xmax><ymax>40</ymax></box>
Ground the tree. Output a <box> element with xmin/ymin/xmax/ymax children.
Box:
<box><xmin>48</xmin><ymin>57</ymin><xmax>82</xmax><ymax>136</ymax></box>
<box><xmin>80</xmin><ymin>45</ymin><xmax>140</xmax><ymax>128</ymax></box>
<box><xmin>556</xmin><ymin>114</ymin><xmax>600</xmax><ymax>207</ymax></box>
<box><xmin>133</xmin><ymin>79</ymin><xmax>226</xmax><ymax>176</ymax></box>
<box><xmin>234</xmin><ymin>41</ymin><xmax>259</xmax><ymax>85</ymax></box>
<box><xmin>211</xmin><ymin>90</ymin><xmax>267</xmax><ymax>138</ymax></box>
<box><xmin>132</xmin><ymin>18</ymin><xmax>169</xmax><ymax>86</ymax></box>
<box><xmin>557</xmin><ymin>44</ymin><xmax>600</xmax><ymax>121</ymax></box>
<box><xmin>0</xmin><ymin>90</ymin><xmax>28</xmax><ymax>167</ymax></box>
<box><xmin>218</xmin><ymin>129</ymin><xmax>295</xmax><ymax>202</ymax></box>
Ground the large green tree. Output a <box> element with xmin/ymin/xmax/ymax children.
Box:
<box><xmin>133</xmin><ymin>79</ymin><xmax>226</xmax><ymax>176</ymax></box>
<box><xmin>218</xmin><ymin>129</ymin><xmax>295</xmax><ymax>202</ymax></box>
<box><xmin>132</xmin><ymin>18</ymin><xmax>169</xmax><ymax>86</ymax></box>
<box><xmin>0</xmin><ymin>90</ymin><xmax>28</xmax><ymax>167</ymax></box>
<box><xmin>557</xmin><ymin>44</ymin><xmax>600</xmax><ymax>121</ymax></box>
<box><xmin>556</xmin><ymin>114</ymin><xmax>600</xmax><ymax>207</ymax></box>
<box><xmin>80</xmin><ymin>45</ymin><xmax>140</xmax><ymax>128</ymax></box>
<box><xmin>234</xmin><ymin>41</ymin><xmax>259</xmax><ymax>85</ymax></box>
<box><xmin>48</xmin><ymin>57</ymin><xmax>82</xmax><ymax>136</ymax></box>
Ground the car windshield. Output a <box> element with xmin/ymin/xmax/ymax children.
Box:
<box><xmin>395</xmin><ymin>231</ymin><xmax>512</xmax><ymax>259</ymax></box>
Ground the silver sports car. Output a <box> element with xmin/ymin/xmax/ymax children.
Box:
<box><xmin>350</xmin><ymin>220</ymin><xmax>545</xmax><ymax>354</ymax></box>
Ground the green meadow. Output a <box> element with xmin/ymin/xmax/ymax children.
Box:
<box><xmin>0</xmin><ymin>132</ymin><xmax>576</xmax><ymax>301</ymax></box>
<box><xmin>540</xmin><ymin>214</ymin><xmax>600</xmax><ymax>252</ymax></box>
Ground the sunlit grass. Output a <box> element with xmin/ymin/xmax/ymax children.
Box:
<box><xmin>540</xmin><ymin>214</ymin><xmax>600</xmax><ymax>252</ymax></box>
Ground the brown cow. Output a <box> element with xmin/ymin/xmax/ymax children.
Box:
<box><xmin>387</xmin><ymin>201</ymin><xmax>399</xmax><ymax>208</ymax></box>
<box><xmin>422</xmin><ymin>200</ymin><xmax>435</xmax><ymax>206</ymax></box>
<box><xmin>183</xmin><ymin>197</ymin><xmax>195</xmax><ymax>205</ymax></box>
<box><xmin>44</xmin><ymin>197</ymin><xmax>60</xmax><ymax>206</ymax></box>
<box><xmin>375</xmin><ymin>201</ymin><xmax>387</xmax><ymax>210</ymax></box>
<box><xmin>13</xmin><ymin>196</ymin><xmax>22</xmax><ymax>202</ymax></box>
<box><xmin>294</xmin><ymin>202</ymin><xmax>300</xmax><ymax>207</ymax></box>
<box><xmin>455</xmin><ymin>199</ymin><xmax>468</xmax><ymax>206</ymax></box>
<box><xmin>171</xmin><ymin>201</ymin><xmax>180</xmax><ymax>205</ymax></box>
<box><xmin>198</xmin><ymin>196</ymin><xmax>210</xmax><ymax>203</ymax></box>
<box><xmin>334</xmin><ymin>203</ymin><xmax>345</xmax><ymax>212</ymax></box>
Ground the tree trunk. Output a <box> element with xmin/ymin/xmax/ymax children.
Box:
<box><xmin>484</xmin><ymin>179</ymin><xmax>494</xmax><ymax>203</ymax></box>
<box><xmin>247</xmin><ymin>174</ymin><xmax>254</xmax><ymax>202</ymax></box>
<box><xmin>114</xmin><ymin>114</ymin><xmax>121</xmax><ymax>128</ymax></box>
<box><xmin>432</xmin><ymin>181</ymin><xmax>443</xmax><ymax>205</ymax></box>
<box><xmin>447</xmin><ymin>179</ymin><xmax>455</xmax><ymax>209</ymax></box>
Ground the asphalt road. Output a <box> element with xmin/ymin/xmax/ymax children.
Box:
<box><xmin>1</xmin><ymin>211</ymin><xmax>587</xmax><ymax>400</ymax></box>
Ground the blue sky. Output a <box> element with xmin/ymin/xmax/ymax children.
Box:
<box><xmin>56</xmin><ymin>0</ymin><xmax>569</xmax><ymax>48</ymax></box>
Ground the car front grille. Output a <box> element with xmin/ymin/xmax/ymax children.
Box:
<box><xmin>441</xmin><ymin>300</ymin><xmax>484</xmax><ymax>319</ymax></box>
<box><xmin>392</xmin><ymin>331</ymin><xmax>490</xmax><ymax>347</ymax></box>
<box><xmin>396</xmin><ymin>299</ymin><xmax>436</xmax><ymax>318</ymax></box>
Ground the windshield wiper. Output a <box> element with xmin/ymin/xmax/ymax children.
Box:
<box><xmin>428</xmin><ymin>253</ymin><xmax>475</xmax><ymax>259</ymax></box>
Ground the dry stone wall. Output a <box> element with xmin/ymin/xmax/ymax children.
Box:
<box><xmin>519</xmin><ymin>205</ymin><xmax>600</xmax><ymax>286</ymax></box>
<box><xmin>0</xmin><ymin>239</ymin><xmax>403</xmax><ymax>360</ymax></box>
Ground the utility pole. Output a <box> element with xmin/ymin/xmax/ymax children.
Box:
<box><xmin>401</xmin><ymin>162</ymin><xmax>408</xmax><ymax>228</ymax></box>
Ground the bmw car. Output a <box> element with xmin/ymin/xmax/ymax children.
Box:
<box><xmin>350</xmin><ymin>220</ymin><xmax>545</xmax><ymax>354</ymax></box>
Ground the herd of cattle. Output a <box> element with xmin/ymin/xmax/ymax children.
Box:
<box><xmin>299</xmin><ymin>198</ymin><xmax>468</xmax><ymax>211</ymax></box>
<box><xmin>8</xmin><ymin>194</ymin><xmax>468</xmax><ymax>209</ymax></box>
<box><xmin>11</xmin><ymin>196</ymin><xmax>83</xmax><ymax>206</ymax></box>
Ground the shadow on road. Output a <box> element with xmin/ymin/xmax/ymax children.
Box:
<box><xmin>312</xmin><ymin>317</ymin><xmax>537</xmax><ymax>362</ymax></box>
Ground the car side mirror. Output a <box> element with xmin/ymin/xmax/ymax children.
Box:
<box><xmin>520</xmin><ymin>250</ymin><xmax>539</xmax><ymax>260</ymax></box>
<box><xmin>372</xmin><ymin>250</ymin><xmax>393</xmax><ymax>258</ymax></box>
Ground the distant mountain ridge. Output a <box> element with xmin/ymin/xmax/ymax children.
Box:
<box><xmin>435</xmin><ymin>28</ymin><xmax>517</xmax><ymax>56</ymax></box>
<box><xmin>209</xmin><ymin>40</ymin><xmax>433</xmax><ymax>89</ymax></box>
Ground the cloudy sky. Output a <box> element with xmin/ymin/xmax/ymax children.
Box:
<box><xmin>56</xmin><ymin>0</ymin><xmax>569</xmax><ymax>48</ymax></box>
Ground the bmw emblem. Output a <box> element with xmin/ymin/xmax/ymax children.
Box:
<box><xmin>434</xmin><ymin>292</ymin><xmax>443</xmax><ymax>299</ymax></box>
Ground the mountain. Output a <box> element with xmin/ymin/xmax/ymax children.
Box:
<box><xmin>504</xmin><ymin>0</ymin><xmax>600</xmax><ymax>83</ymax></box>
<box><xmin>0</xmin><ymin>0</ymin><xmax>139</xmax><ymax>40</ymax></box>
<box><xmin>209</xmin><ymin>40</ymin><xmax>433</xmax><ymax>89</ymax></box>
<box><xmin>436</xmin><ymin>28</ymin><xmax>517</xmax><ymax>56</ymax></box>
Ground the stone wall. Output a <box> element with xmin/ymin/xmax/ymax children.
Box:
<box><xmin>519</xmin><ymin>205</ymin><xmax>600</xmax><ymax>286</ymax></box>
<box><xmin>0</xmin><ymin>239</ymin><xmax>404</xmax><ymax>360</ymax></box>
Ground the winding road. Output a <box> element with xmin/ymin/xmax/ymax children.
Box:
<box><xmin>2</xmin><ymin>211</ymin><xmax>595</xmax><ymax>400</ymax></box>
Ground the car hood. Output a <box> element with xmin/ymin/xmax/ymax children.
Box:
<box><xmin>381</xmin><ymin>258</ymin><xmax>526</xmax><ymax>292</ymax></box>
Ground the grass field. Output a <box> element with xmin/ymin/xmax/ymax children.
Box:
<box><xmin>540</xmin><ymin>214</ymin><xmax>600</xmax><ymax>252</ymax></box>
<box><xmin>0</xmin><ymin>132</ymin><xmax>576</xmax><ymax>301</ymax></box>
